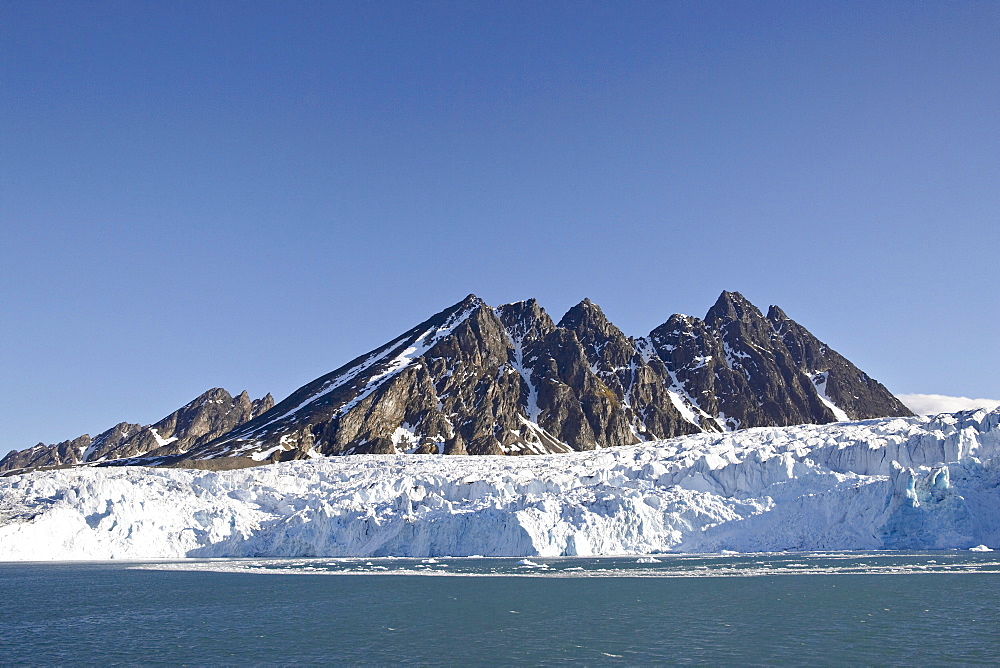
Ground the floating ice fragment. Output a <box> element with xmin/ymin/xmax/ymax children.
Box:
<box><xmin>969</xmin><ymin>545</ymin><xmax>993</xmax><ymax>552</ymax></box>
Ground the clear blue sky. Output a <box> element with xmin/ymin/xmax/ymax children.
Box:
<box><xmin>2</xmin><ymin>1</ymin><xmax>998</xmax><ymax>454</ymax></box>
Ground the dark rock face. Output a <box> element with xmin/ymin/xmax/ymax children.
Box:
<box><xmin>0</xmin><ymin>435</ymin><xmax>94</xmax><ymax>474</ymax></box>
<box><xmin>641</xmin><ymin>291</ymin><xmax>911</xmax><ymax>430</ymax></box>
<box><xmin>767</xmin><ymin>304</ymin><xmax>911</xmax><ymax>420</ymax></box>
<box><xmin>184</xmin><ymin>291</ymin><xmax>908</xmax><ymax>463</ymax></box>
<box><xmin>0</xmin><ymin>388</ymin><xmax>274</xmax><ymax>474</ymax></box>
<box><xmin>194</xmin><ymin>297</ymin><xmax>584</xmax><ymax>459</ymax></box>
<box><xmin>190</xmin><ymin>295</ymin><xmax>700</xmax><ymax>461</ymax></box>
<box><xmin>4</xmin><ymin>291</ymin><xmax>912</xmax><ymax>472</ymax></box>
<box><xmin>555</xmin><ymin>299</ymin><xmax>698</xmax><ymax>444</ymax></box>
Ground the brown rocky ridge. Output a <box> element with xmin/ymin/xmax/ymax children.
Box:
<box><xmin>1</xmin><ymin>292</ymin><xmax>911</xmax><ymax>474</ymax></box>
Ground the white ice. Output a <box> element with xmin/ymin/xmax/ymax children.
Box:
<box><xmin>1</xmin><ymin>407</ymin><xmax>998</xmax><ymax>561</ymax></box>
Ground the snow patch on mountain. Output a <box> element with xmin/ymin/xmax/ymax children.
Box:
<box><xmin>1</xmin><ymin>408</ymin><xmax>997</xmax><ymax>561</ymax></box>
<box><xmin>285</xmin><ymin>304</ymin><xmax>476</xmax><ymax>428</ymax></box>
<box><xmin>149</xmin><ymin>428</ymin><xmax>177</xmax><ymax>448</ymax></box>
<box><xmin>808</xmin><ymin>371</ymin><xmax>850</xmax><ymax>422</ymax></box>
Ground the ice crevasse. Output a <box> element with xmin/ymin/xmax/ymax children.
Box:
<box><xmin>0</xmin><ymin>408</ymin><xmax>998</xmax><ymax>560</ymax></box>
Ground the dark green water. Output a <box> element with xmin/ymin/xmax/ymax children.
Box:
<box><xmin>1</xmin><ymin>554</ymin><xmax>998</xmax><ymax>665</ymax></box>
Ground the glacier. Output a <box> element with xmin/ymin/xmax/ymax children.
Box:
<box><xmin>1</xmin><ymin>408</ymin><xmax>998</xmax><ymax>561</ymax></box>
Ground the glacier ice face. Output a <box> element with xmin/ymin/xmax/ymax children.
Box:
<box><xmin>0</xmin><ymin>408</ymin><xmax>998</xmax><ymax>560</ymax></box>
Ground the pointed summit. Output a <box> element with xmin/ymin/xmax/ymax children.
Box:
<box><xmin>649</xmin><ymin>312</ymin><xmax>698</xmax><ymax>340</ymax></box>
<box><xmin>558</xmin><ymin>299</ymin><xmax>631</xmax><ymax>369</ymax></box>
<box><xmin>496</xmin><ymin>299</ymin><xmax>555</xmax><ymax>342</ymax></box>
<box><xmin>432</xmin><ymin>294</ymin><xmax>486</xmax><ymax>325</ymax></box>
<box><xmin>3</xmin><ymin>291</ymin><xmax>914</xmax><ymax>474</ymax></box>
<box><xmin>767</xmin><ymin>304</ymin><xmax>789</xmax><ymax>321</ymax></box>
<box><xmin>558</xmin><ymin>298</ymin><xmax>622</xmax><ymax>341</ymax></box>
<box><xmin>704</xmin><ymin>290</ymin><xmax>764</xmax><ymax>326</ymax></box>
<box><xmin>559</xmin><ymin>298</ymin><xmax>599</xmax><ymax>322</ymax></box>
<box><xmin>458</xmin><ymin>293</ymin><xmax>484</xmax><ymax>308</ymax></box>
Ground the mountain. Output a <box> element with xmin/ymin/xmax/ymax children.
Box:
<box><xmin>182</xmin><ymin>294</ymin><xmax>696</xmax><ymax>462</ymax></box>
<box><xmin>179</xmin><ymin>291</ymin><xmax>909</xmax><ymax>464</ymax></box>
<box><xmin>0</xmin><ymin>388</ymin><xmax>274</xmax><ymax>475</ymax></box>
<box><xmin>3</xmin><ymin>406</ymin><xmax>996</xmax><ymax>559</ymax></box>
<box><xmin>2</xmin><ymin>291</ymin><xmax>912</xmax><ymax>473</ymax></box>
<box><xmin>640</xmin><ymin>291</ymin><xmax>910</xmax><ymax>431</ymax></box>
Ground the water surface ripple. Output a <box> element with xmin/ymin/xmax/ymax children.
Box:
<box><xmin>1</xmin><ymin>552</ymin><xmax>997</xmax><ymax>665</ymax></box>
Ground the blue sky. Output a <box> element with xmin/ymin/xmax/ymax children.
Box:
<box><xmin>2</xmin><ymin>1</ymin><xmax>997</xmax><ymax>454</ymax></box>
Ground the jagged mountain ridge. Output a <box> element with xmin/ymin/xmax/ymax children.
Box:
<box><xmin>188</xmin><ymin>294</ymin><xmax>694</xmax><ymax>461</ymax></box>
<box><xmin>641</xmin><ymin>293</ymin><xmax>909</xmax><ymax>431</ymax></box>
<box><xmin>0</xmin><ymin>389</ymin><xmax>274</xmax><ymax>474</ymax></box>
<box><xmin>2</xmin><ymin>291</ymin><xmax>911</xmax><ymax>473</ymax></box>
<box><xmin>182</xmin><ymin>291</ymin><xmax>910</xmax><ymax>463</ymax></box>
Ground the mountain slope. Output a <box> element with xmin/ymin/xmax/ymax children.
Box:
<box><xmin>191</xmin><ymin>295</ymin><xmax>698</xmax><ymax>462</ymax></box>
<box><xmin>0</xmin><ymin>389</ymin><xmax>273</xmax><ymax>475</ymax></box>
<box><xmin>640</xmin><ymin>291</ymin><xmax>911</xmax><ymax>430</ymax></box>
<box><xmin>767</xmin><ymin>303</ymin><xmax>911</xmax><ymax>420</ymax></box>
<box><xmin>3</xmin><ymin>291</ymin><xmax>912</xmax><ymax>472</ymax></box>
<box><xmin>174</xmin><ymin>292</ymin><xmax>911</xmax><ymax>463</ymax></box>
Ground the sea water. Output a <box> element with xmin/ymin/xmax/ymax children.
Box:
<box><xmin>1</xmin><ymin>552</ymin><xmax>998</xmax><ymax>665</ymax></box>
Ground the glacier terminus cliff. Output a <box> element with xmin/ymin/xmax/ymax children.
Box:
<box><xmin>1</xmin><ymin>407</ymin><xmax>997</xmax><ymax>560</ymax></box>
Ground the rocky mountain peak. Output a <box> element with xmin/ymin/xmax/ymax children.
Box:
<box><xmin>704</xmin><ymin>290</ymin><xmax>765</xmax><ymax>327</ymax></box>
<box><xmin>1</xmin><ymin>388</ymin><xmax>275</xmax><ymax>475</ymax></box>
<box><xmin>179</xmin><ymin>293</ymin><xmax>911</xmax><ymax>464</ymax></box>
<box><xmin>457</xmin><ymin>293</ymin><xmax>485</xmax><ymax>310</ymax></box>
<box><xmin>496</xmin><ymin>299</ymin><xmax>555</xmax><ymax>343</ymax></box>
<box><xmin>557</xmin><ymin>298</ymin><xmax>624</xmax><ymax>343</ymax></box>
<box><xmin>767</xmin><ymin>304</ymin><xmax>790</xmax><ymax>322</ymax></box>
<box><xmin>4</xmin><ymin>292</ymin><xmax>914</xmax><ymax>474</ymax></box>
<box><xmin>705</xmin><ymin>291</ymin><xmax>780</xmax><ymax>355</ymax></box>
<box><xmin>649</xmin><ymin>313</ymin><xmax>699</xmax><ymax>340</ymax></box>
<box><xmin>764</xmin><ymin>306</ymin><xmax>912</xmax><ymax>421</ymax></box>
<box><xmin>557</xmin><ymin>299</ymin><xmax>637</xmax><ymax>389</ymax></box>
